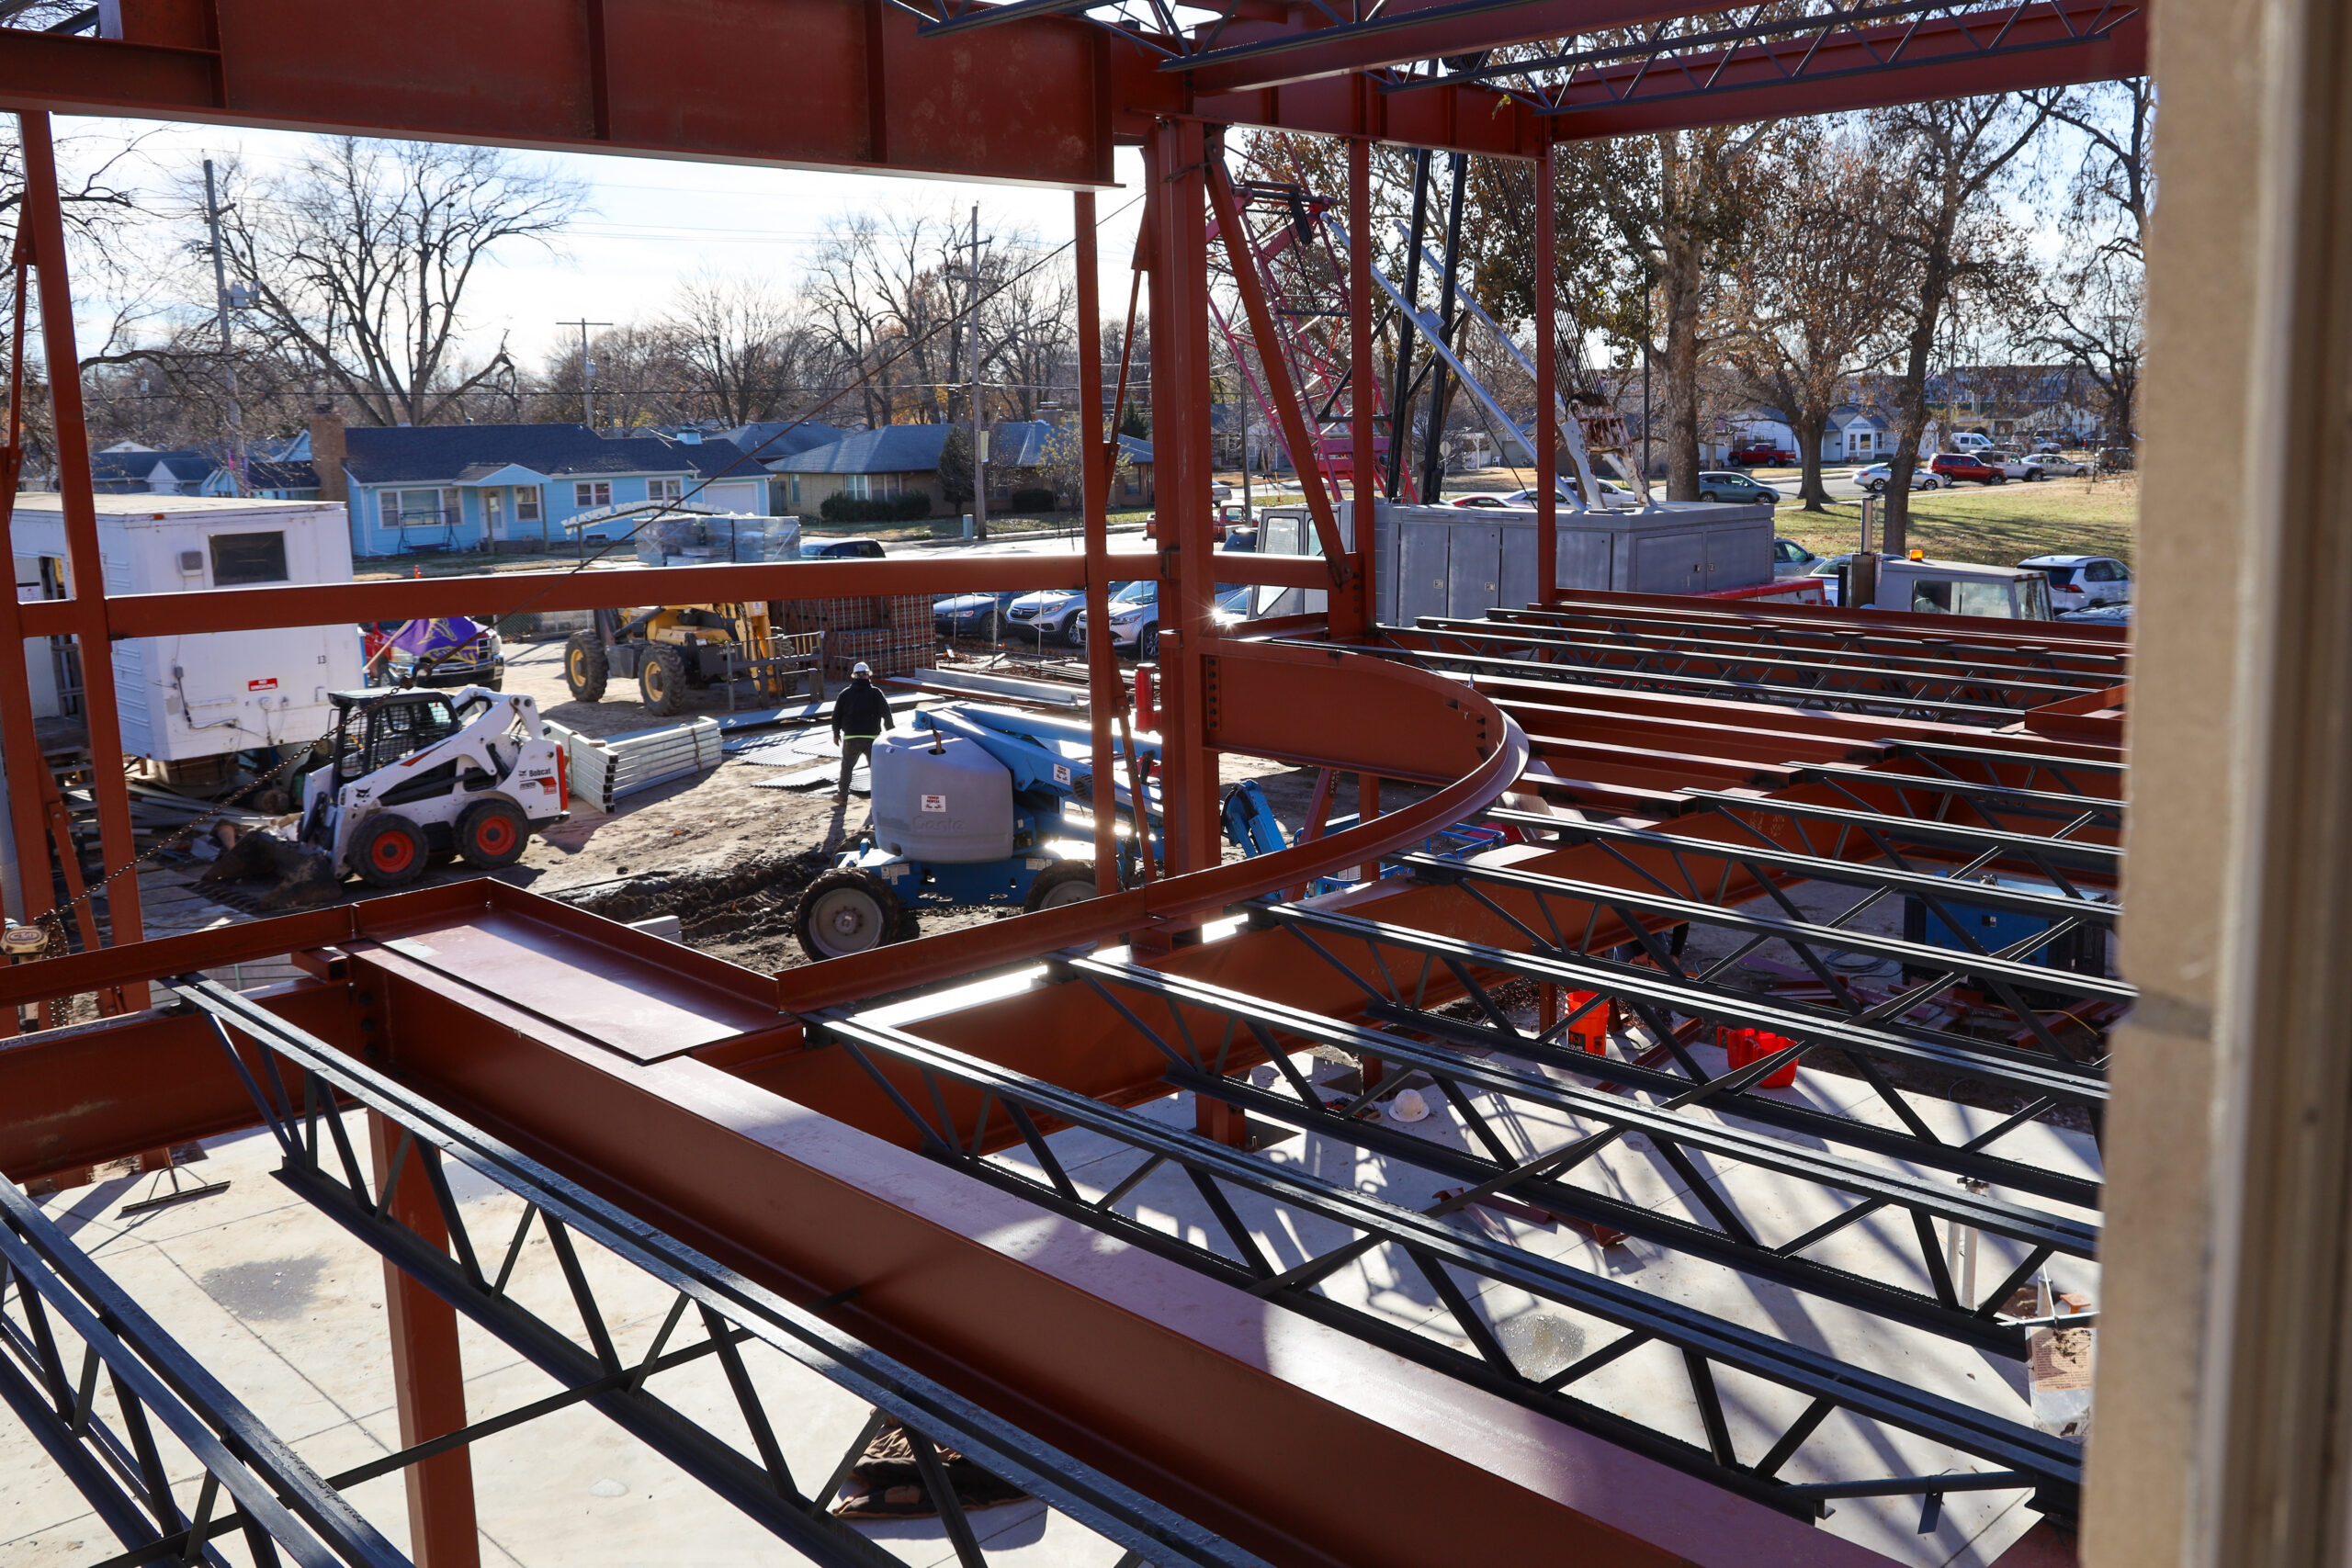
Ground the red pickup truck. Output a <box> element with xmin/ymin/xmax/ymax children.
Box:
<box><xmin>1728</xmin><ymin>443</ymin><xmax>1796</xmax><ymax>466</ymax></box>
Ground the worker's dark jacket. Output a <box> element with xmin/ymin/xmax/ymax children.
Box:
<box><xmin>832</xmin><ymin>680</ymin><xmax>894</xmax><ymax>740</ymax></box>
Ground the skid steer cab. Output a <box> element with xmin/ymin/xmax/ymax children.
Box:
<box><xmin>298</xmin><ymin>687</ymin><xmax>568</xmax><ymax>889</ymax></box>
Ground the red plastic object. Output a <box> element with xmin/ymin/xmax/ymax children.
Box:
<box><xmin>1134</xmin><ymin>663</ymin><xmax>1160</xmax><ymax>731</ymax></box>
<box><xmin>1719</xmin><ymin>1026</ymin><xmax>1800</xmax><ymax>1089</ymax></box>
<box><xmin>1564</xmin><ymin>989</ymin><xmax>1611</xmax><ymax>1055</ymax></box>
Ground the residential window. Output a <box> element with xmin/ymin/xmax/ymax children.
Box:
<box><xmin>209</xmin><ymin>531</ymin><xmax>288</xmax><ymax>585</ymax></box>
<box><xmin>844</xmin><ymin>474</ymin><xmax>869</xmax><ymax>501</ymax></box>
<box><xmin>514</xmin><ymin>487</ymin><xmax>542</xmax><ymax>523</ymax></box>
<box><xmin>649</xmin><ymin>476</ymin><xmax>684</xmax><ymax>502</ymax></box>
<box><xmin>574</xmin><ymin>480</ymin><xmax>612</xmax><ymax>509</ymax></box>
<box><xmin>788</xmin><ymin>476</ymin><xmax>802</xmax><ymax>507</ymax></box>
<box><xmin>379</xmin><ymin>488</ymin><xmax>459</xmax><ymax>531</ymax></box>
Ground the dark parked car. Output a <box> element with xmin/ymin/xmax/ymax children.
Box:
<box><xmin>799</xmin><ymin>536</ymin><xmax>887</xmax><ymax>559</ymax></box>
<box><xmin>933</xmin><ymin>591</ymin><xmax>1027</xmax><ymax>639</ymax></box>
<box><xmin>1928</xmin><ymin>452</ymin><xmax>2007</xmax><ymax>486</ymax></box>
<box><xmin>1698</xmin><ymin>470</ymin><xmax>1781</xmax><ymax>504</ymax></box>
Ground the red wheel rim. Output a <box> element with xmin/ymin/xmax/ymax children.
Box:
<box><xmin>476</xmin><ymin>817</ymin><xmax>517</xmax><ymax>855</ymax></box>
<box><xmin>372</xmin><ymin>833</ymin><xmax>414</xmax><ymax>873</ymax></box>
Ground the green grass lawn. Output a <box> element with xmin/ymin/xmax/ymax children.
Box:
<box><xmin>1774</xmin><ymin>477</ymin><xmax>2139</xmax><ymax>567</ymax></box>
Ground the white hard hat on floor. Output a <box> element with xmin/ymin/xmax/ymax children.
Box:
<box><xmin>852</xmin><ymin>661</ymin><xmax>872</xmax><ymax>676</ymax></box>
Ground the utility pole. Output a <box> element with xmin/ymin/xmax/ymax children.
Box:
<box><xmin>202</xmin><ymin>159</ymin><xmax>245</xmax><ymax>496</ymax></box>
<box><xmin>965</xmin><ymin>205</ymin><xmax>989</xmax><ymax>540</ymax></box>
<box><xmin>558</xmin><ymin>319</ymin><xmax>612</xmax><ymax>430</ymax></box>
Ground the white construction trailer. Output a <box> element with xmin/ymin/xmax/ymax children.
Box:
<box><xmin>10</xmin><ymin>493</ymin><xmax>366</xmax><ymax>763</ymax></box>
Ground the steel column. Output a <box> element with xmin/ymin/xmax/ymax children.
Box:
<box><xmin>1145</xmin><ymin>118</ymin><xmax>1221</xmax><ymax>874</ymax></box>
<box><xmin>1533</xmin><ymin>139</ymin><xmax>1558</xmax><ymax>607</ymax></box>
<box><xmin>18</xmin><ymin>111</ymin><xmax>141</xmax><ymax>948</ymax></box>
<box><xmin>1348</xmin><ymin>132</ymin><xmax>1375</xmax><ymax>639</ymax></box>
<box><xmin>0</xmin><ymin>260</ymin><xmax>53</xmax><ymax>937</ymax></box>
<box><xmin>1076</xmin><ymin>191</ymin><xmax>1121</xmax><ymax>897</ymax></box>
<box><xmin>369</xmin><ymin>1111</ymin><xmax>481</xmax><ymax>1568</ymax></box>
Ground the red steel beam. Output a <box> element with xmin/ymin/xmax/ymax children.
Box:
<box><xmin>0</xmin><ymin>3</ymin><xmax>1547</xmax><ymax>176</ymax></box>
<box><xmin>1205</xmin><ymin>145</ymin><xmax>1352</xmax><ymax>592</ymax></box>
<box><xmin>21</xmin><ymin>112</ymin><xmax>143</xmax><ymax>946</ymax></box>
<box><xmin>1347</xmin><ymin>132</ymin><xmax>1375</xmax><ymax>640</ymax></box>
<box><xmin>345</xmin><ymin>943</ymin><xmax>1871</xmax><ymax>1568</ymax></box>
<box><xmin>17</xmin><ymin>555</ymin><xmax>1091</xmax><ymax>642</ymax></box>
<box><xmin>370</xmin><ymin>1110</ymin><xmax>482</xmax><ymax>1568</ymax></box>
<box><xmin>0</xmin><ymin>0</ymin><xmax>1116</xmax><ymax>186</ymax></box>
<box><xmin>1534</xmin><ymin>138</ymin><xmax>1558</xmax><ymax>606</ymax></box>
<box><xmin>1145</xmin><ymin>118</ymin><xmax>1223</xmax><ymax>876</ymax></box>
<box><xmin>1537</xmin><ymin>5</ymin><xmax>2147</xmax><ymax>139</ymax></box>
<box><xmin>1076</xmin><ymin>190</ymin><xmax>1122</xmax><ymax>897</ymax></box>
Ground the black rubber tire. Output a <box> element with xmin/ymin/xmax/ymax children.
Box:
<box><xmin>897</xmin><ymin>908</ymin><xmax>922</xmax><ymax>942</ymax></box>
<box><xmin>1023</xmin><ymin>861</ymin><xmax>1100</xmax><ymax>913</ymax></box>
<box><xmin>1865</xmin><ymin>480</ymin><xmax>1885</xmax><ymax>494</ymax></box>
<box><xmin>639</xmin><ymin>645</ymin><xmax>689</xmax><ymax>716</ymax></box>
<box><xmin>563</xmin><ymin>634</ymin><xmax>608</xmax><ymax>702</ymax></box>
<box><xmin>456</xmin><ymin>797</ymin><xmax>531</xmax><ymax>869</ymax></box>
<box><xmin>1137</xmin><ymin>625</ymin><xmax>1159</xmax><ymax>660</ymax></box>
<box><xmin>350</xmin><ymin>813</ymin><xmax>429</xmax><ymax>889</ymax></box>
<box><xmin>795</xmin><ymin>869</ymin><xmax>905</xmax><ymax>961</ymax></box>
<box><xmin>1991</xmin><ymin>473</ymin><xmax>2007</xmax><ymax>485</ymax></box>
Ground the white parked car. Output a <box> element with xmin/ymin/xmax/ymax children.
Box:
<box><xmin>1003</xmin><ymin>587</ymin><xmax>1090</xmax><ymax>643</ymax></box>
<box><xmin>2031</xmin><ymin>452</ymin><xmax>2094</xmax><ymax>477</ymax></box>
<box><xmin>2019</xmin><ymin>553</ymin><xmax>2133</xmax><ymax>612</ymax></box>
<box><xmin>1983</xmin><ymin>450</ymin><xmax>2048</xmax><ymax>480</ymax></box>
<box><xmin>1951</xmin><ymin>432</ymin><xmax>1996</xmax><ymax>452</ymax></box>
<box><xmin>1857</xmin><ymin>462</ymin><xmax>1944</xmax><ymax>493</ymax></box>
<box><xmin>1772</xmin><ymin>537</ymin><xmax>1821</xmax><ymax>577</ymax></box>
<box><xmin>1501</xmin><ymin>481</ymin><xmax>1638</xmax><ymax>508</ymax></box>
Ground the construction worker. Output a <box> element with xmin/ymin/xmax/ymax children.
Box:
<box><xmin>831</xmin><ymin>661</ymin><xmax>893</xmax><ymax>799</ymax></box>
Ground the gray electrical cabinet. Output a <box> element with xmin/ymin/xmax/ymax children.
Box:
<box><xmin>1245</xmin><ymin>498</ymin><xmax>1773</xmax><ymax>625</ymax></box>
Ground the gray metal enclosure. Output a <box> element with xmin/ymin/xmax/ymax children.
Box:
<box><xmin>1249</xmin><ymin>501</ymin><xmax>1775</xmax><ymax>624</ymax></box>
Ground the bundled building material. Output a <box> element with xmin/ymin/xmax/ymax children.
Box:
<box><xmin>543</xmin><ymin>716</ymin><xmax>724</xmax><ymax>811</ymax></box>
<box><xmin>777</xmin><ymin>595</ymin><xmax>937</xmax><ymax>681</ymax></box>
<box><xmin>632</xmin><ymin>513</ymin><xmax>800</xmax><ymax>565</ymax></box>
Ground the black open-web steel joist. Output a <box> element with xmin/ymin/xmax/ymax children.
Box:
<box><xmin>43</xmin><ymin>977</ymin><xmax>1264</xmax><ymax>1568</ymax></box>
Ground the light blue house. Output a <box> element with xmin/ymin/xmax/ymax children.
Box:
<box><xmin>278</xmin><ymin>419</ymin><xmax>771</xmax><ymax>557</ymax></box>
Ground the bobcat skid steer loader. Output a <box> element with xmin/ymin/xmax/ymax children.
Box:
<box><xmin>293</xmin><ymin>686</ymin><xmax>568</xmax><ymax>889</ymax></box>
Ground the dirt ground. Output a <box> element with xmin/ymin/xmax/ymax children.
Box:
<box><xmin>463</xmin><ymin>635</ymin><xmax>1366</xmax><ymax>972</ymax></box>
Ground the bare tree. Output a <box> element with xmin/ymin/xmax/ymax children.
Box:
<box><xmin>2018</xmin><ymin>78</ymin><xmax>2153</xmax><ymax>446</ymax></box>
<box><xmin>0</xmin><ymin>120</ymin><xmax>157</xmax><ymax>479</ymax></box>
<box><xmin>1874</xmin><ymin>96</ymin><xmax>2052</xmax><ymax>553</ymax></box>
<box><xmin>1716</xmin><ymin>124</ymin><xmax>1913</xmax><ymax>510</ymax></box>
<box><xmin>801</xmin><ymin>209</ymin><xmax>961</xmax><ymax>427</ymax></box>
<box><xmin>666</xmin><ymin>271</ymin><xmax>808</xmax><ymax>424</ymax></box>
<box><xmin>207</xmin><ymin>138</ymin><xmax>583</xmax><ymax>427</ymax></box>
<box><xmin>536</xmin><ymin>324</ymin><xmax>696</xmax><ymax>430</ymax></box>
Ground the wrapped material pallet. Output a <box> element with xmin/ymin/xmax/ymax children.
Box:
<box><xmin>544</xmin><ymin>716</ymin><xmax>723</xmax><ymax>811</ymax></box>
<box><xmin>778</xmin><ymin>594</ymin><xmax>936</xmax><ymax>681</ymax></box>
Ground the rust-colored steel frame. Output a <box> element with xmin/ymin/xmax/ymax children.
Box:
<box><xmin>0</xmin><ymin>0</ymin><xmax>2140</xmax><ymax>1555</ymax></box>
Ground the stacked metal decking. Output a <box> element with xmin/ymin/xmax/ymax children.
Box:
<box><xmin>544</xmin><ymin>717</ymin><xmax>724</xmax><ymax>811</ymax></box>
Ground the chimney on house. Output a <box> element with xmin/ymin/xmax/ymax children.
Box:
<box><xmin>309</xmin><ymin>404</ymin><xmax>346</xmax><ymax>502</ymax></box>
